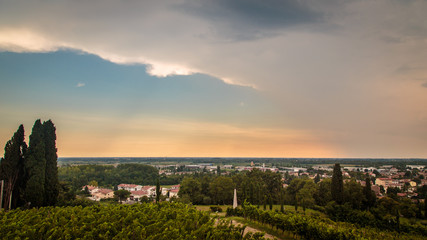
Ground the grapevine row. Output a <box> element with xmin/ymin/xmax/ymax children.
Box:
<box><xmin>0</xmin><ymin>203</ymin><xmax>264</xmax><ymax>240</ymax></box>
<box><xmin>227</xmin><ymin>204</ymin><xmax>426</xmax><ymax>240</ymax></box>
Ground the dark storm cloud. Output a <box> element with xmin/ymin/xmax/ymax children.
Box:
<box><xmin>177</xmin><ymin>0</ymin><xmax>321</xmax><ymax>40</ymax></box>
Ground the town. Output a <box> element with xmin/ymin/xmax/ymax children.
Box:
<box><xmin>78</xmin><ymin>161</ymin><xmax>426</xmax><ymax>203</ymax></box>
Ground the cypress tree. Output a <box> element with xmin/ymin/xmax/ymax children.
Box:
<box><xmin>314</xmin><ymin>173</ymin><xmax>321</xmax><ymax>183</ymax></box>
<box><xmin>0</xmin><ymin>125</ymin><xmax>27</xmax><ymax>209</ymax></box>
<box><xmin>263</xmin><ymin>194</ymin><xmax>267</xmax><ymax>210</ymax></box>
<box><xmin>43</xmin><ymin>120</ymin><xmax>59</xmax><ymax>206</ymax></box>
<box><xmin>363</xmin><ymin>176</ymin><xmax>375</xmax><ymax>210</ymax></box>
<box><xmin>425</xmin><ymin>199</ymin><xmax>427</xmax><ymax>219</ymax></box>
<box><xmin>156</xmin><ymin>178</ymin><xmax>160</xmax><ymax>203</ymax></box>
<box><xmin>280</xmin><ymin>189</ymin><xmax>285</xmax><ymax>213</ymax></box>
<box><xmin>24</xmin><ymin>120</ymin><xmax>46</xmax><ymax>207</ymax></box>
<box><xmin>331</xmin><ymin>163</ymin><xmax>344</xmax><ymax>204</ymax></box>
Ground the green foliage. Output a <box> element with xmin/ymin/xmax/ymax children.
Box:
<box><xmin>314</xmin><ymin>173</ymin><xmax>320</xmax><ymax>183</ymax></box>
<box><xmin>179</xmin><ymin>176</ymin><xmax>203</xmax><ymax>204</ymax></box>
<box><xmin>227</xmin><ymin>203</ymin><xmax>426</xmax><ymax>240</ymax></box>
<box><xmin>0</xmin><ymin>203</ymin><xmax>263</xmax><ymax>239</ymax></box>
<box><xmin>156</xmin><ymin>178</ymin><xmax>160</xmax><ymax>203</ymax></box>
<box><xmin>178</xmin><ymin>169</ymin><xmax>282</xmax><ymax>206</ymax></box>
<box><xmin>24</xmin><ymin>120</ymin><xmax>47</xmax><ymax>207</ymax></box>
<box><xmin>331</xmin><ymin>163</ymin><xmax>344</xmax><ymax>204</ymax></box>
<box><xmin>284</xmin><ymin>178</ymin><xmax>309</xmax><ymax>209</ymax></box>
<box><xmin>210</xmin><ymin>206</ymin><xmax>223</xmax><ymax>213</ymax></box>
<box><xmin>325</xmin><ymin>200</ymin><xmax>427</xmax><ymax>235</ymax></box>
<box><xmin>114</xmin><ymin>189</ymin><xmax>131</xmax><ymax>203</ymax></box>
<box><xmin>363</xmin><ymin>177</ymin><xmax>376</xmax><ymax>210</ymax></box>
<box><xmin>234</xmin><ymin>169</ymin><xmax>282</xmax><ymax>206</ymax></box>
<box><xmin>313</xmin><ymin>178</ymin><xmax>332</xmax><ymax>206</ymax></box>
<box><xmin>43</xmin><ymin>120</ymin><xmax>59</xmax><ymax>206</ymax></box>
<box><xmin>58</xmin><ymin>163</ymin><xmax>159</xmax><ymax>189</ymax></box>
<box><xmin>56</xmin><ymin>181</ymin><xmax>76</xmax><ymax>206</ymax></box>
<box><xmin>0</xmin><ymin>124</ymin><xmax>27</xmax><ymax>209</ymax></box>
<box><xmin>343</xmin><ymin>179</ymin><xmax>364</xmax><ymax>209</ymax></box>
<box><xmin>209</xmin><ymin>176</ymin><xmax>234</xmax><ymax>205</ymax></box>
<box><xmin>1</xmin><ymin>120</ymin><xmax>60</xmax><ymax>209</ymax></box>
<box><xmin>296</xmin><ymin>180</ymin><xmax>316</xmax><ymax>212</ymax></box>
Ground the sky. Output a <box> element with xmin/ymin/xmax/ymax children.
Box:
<box><xmin>1</xmin><ymin>0</ymin><xmax>427</xmax><ymax>158</ymax></box>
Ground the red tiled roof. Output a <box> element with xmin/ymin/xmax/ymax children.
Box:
<box><xmin>131</xmin><ymin>190</ymin><xmax>148</xmax><ymax>196</ymax></box>
<box><xmin>98</xmin><ymin>188</ymin><xmax>113</xmax><ymax>194</ymax></box>
<box><xmin>82</xmin><ymin>185</ymin><xmax>97</xmax><ymax>190</ymax></box>
<box><xmin>118</xmin><ymin>184</ymin><xmax>140</xmax><ymax>188</ymax></box>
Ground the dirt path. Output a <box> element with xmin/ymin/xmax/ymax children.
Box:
<box><xmin>230</xmin><ymin>220</ymin><xmax>278</xmax><ymax>240</ymax></box>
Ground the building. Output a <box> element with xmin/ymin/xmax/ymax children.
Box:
<box><xmin>92</xmin><ymin>188</ymin><xmax>114</xmax><ymax>201</ymax></box>
<box><xmin>130</xmin><ymin>190</ymin><xmax>149</xmax><ymax>201</ymax></box>
<box><xmin>118</xmin><ymin>184</ymin><xmax>143</xmax><ymax>191</ymax></box>
<box><xmin>169</xmin><ymin>189</ymin><xmax>179</xmax><ymax>198</ymax></box>
<box><xmin>81</xmin><ymin>185</ymin><xmax>98</xmax><ymax>193</ymax></box>
<box><xmin>376</xmin><ymin>178</ymin><xmax>394</xmax><ymax>190</ymax></box>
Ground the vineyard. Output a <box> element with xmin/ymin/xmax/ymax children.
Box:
<box><xmin>0</xmin><ymin>202</ymin><xmax>264</xmax><ymax>240</ymax></box>
<box><xmin>226</xmin><ymin>204</ymin><xmax>427</xmax><ymax>240</ymax></box>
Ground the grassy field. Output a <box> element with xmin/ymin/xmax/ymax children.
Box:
<box><xmin>195</xmin><ymin>204</ymin><xmax>324</xmax><ymax>216</ymax></box>
<box><xmin>195</xmin><ymin>205</ymin><xmax>231</xmax><ymax>212</ymax></box>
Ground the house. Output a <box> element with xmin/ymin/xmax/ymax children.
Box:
<box><xmin>81</xmin><ymin>185</ymin><xmax>98</xmax><ymax>193</ymax></box>
<box><xmin>141</xmin><ymin>186</ymin><xmax>157</xmax><ymax>197</ymax></box>
<box><xmin>169</xmin><ymin>189</ymin><xmax>179</xmax><ymax>198</ymax></box>
<box><xmin>161</xmin><ymin>187</ymin><xmax>169</xmax><ymax>196</ymax></box>
<box><xmin>376</xmin><ymin>178</ymin><xmax>393</xmax><ymax>188</ymax></box>
<box><xmin>92</xmin><ymin>188</ymin><xmax>114</xmax><ymax>201</ymax></box>
<box><xmin>118</xmin><ymin>184</ymin><xmax>143</xmax><ymax>191</ymax></box>
<box><xmin>130</xmin><ymin>190</ymin><xmax>149</xmax><ymax>201</ymax></box>
<box><xmin>164</xmin><ymin>184</ymin><xmax>180</xmax><ymax>198</ymax></box>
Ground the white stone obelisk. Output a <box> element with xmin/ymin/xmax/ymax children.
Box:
<box><xmin>233</xmin><ymin>188</ymin><xmax>237</xmax><ymax>209</ymax></box>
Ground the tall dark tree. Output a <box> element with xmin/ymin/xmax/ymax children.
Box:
<box><xmin>363</xmin><ymin>176</ymin><xmax>376</xmax><ymax>210</ymax></box>
<box><xmin>24</xmin><ymin>120</ymin><xmax>46</xmax><ymax>207</ymax></box>
<box><xmin>425</xmin><ymin>198</ymin><xmax>427</xmax><ymax>219</ymax></box>
<box><xmin>156</xmin><ymin>177</ymin><xmax>160</xmax><ymax>203</ymax></box>
<box><xmin>331</xmin><ymin>163</ymin><xmax>344</xmax><ymax>204</ymax></box>
<box><xmin>43</xmin><ymin>120</ymin><xmax>59</xmax><ymax>206</ymax></box>
<box><xmin>280</xmin><ymin>189</ymin><xmax>285</xmax><ymax>213</ymax></box>
<box><xmin>314</xmin><ymin>173</ymin><xmax>321</xmax><ymax>183</ymax></box>
<box><xmin>0</xmin><ymin>125</ymin><xmax>27</xmax><ymax>209</ymax></box>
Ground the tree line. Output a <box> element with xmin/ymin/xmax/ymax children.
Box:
<box><xmin>178</xmin><ymin>169</ymin><xmax>282</xmax><ymax>206</ymax></box>
<box><xmin>0</xmin><ymin>120</ymin><xmax>59</xmax><ymax>209</ymax></box>
<box><xmin>58</xmin><ymin>163</ymin><xmax>184</xmax><ymax>190</ymax></box>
